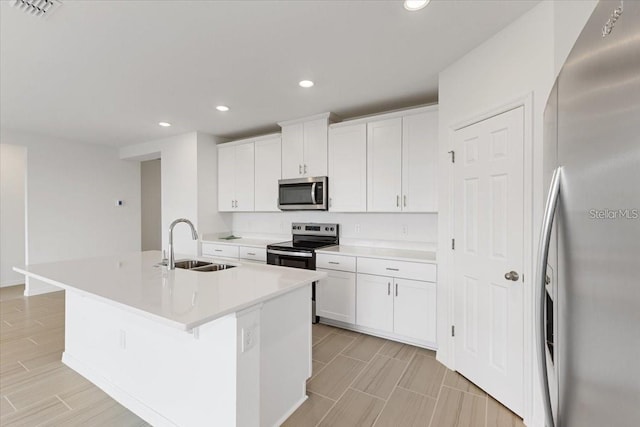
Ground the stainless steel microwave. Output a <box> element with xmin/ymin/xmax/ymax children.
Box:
<box><xmin>278</xmin><ymin>176</ymin><xmax>328</xmax><ymax>210</ymax></box>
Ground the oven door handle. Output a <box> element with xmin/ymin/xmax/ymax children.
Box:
<box><xmin>311</xmin><ymin>182</ymin><xmax>317</xmax><ymax>205</ymax></box>
<box><xmin>267</xmin><ymin>249</ymin><xmax>313</xmax><ymax>258</ymax></box>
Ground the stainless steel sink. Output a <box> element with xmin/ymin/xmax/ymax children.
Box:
<box><xmin>190</xmin><ymin>264</ymin><xmax>235</xmax><ymax>272</ymax></box>
<box><xmin>174</xmin><ymin>259</ymin><xmax>236</xmax><ymax>272</ymax></box>
<box><xmin>174</xmin><ymin>260</ymin><xmax>212</xmax><ymax>269</ymax></box>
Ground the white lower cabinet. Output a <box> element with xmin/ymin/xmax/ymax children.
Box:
<box><xmin>356</xmin><ymin>269</ymin><xmax>437</xmax><ymax>344</ymax></box>
<box><xmin>317</xmin><ymin>269</ymin><xmax>356</xmax><ymax>324</ymax></box>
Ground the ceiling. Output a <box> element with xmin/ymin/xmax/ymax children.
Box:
<box><xmin>0</xmin><ymin>0</ymin><xmax>540</xmax><ymax>147</ymax></box>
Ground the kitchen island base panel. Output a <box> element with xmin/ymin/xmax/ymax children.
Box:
<box><xmin>62</xmin><ymin>286</ymin><xmax>311</xmax><ymax>427</ymax></box>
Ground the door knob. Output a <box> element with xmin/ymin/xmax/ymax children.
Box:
<box><xmin>504</xmin><ymin>271</ymin><xmax>520</xmax><ymax>281</ymax></box>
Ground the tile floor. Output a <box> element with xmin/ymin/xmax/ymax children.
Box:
<box><xmin>0</xmin><ymin>285</ymin><xmax>524</xmax><ymax>426</ymax></box>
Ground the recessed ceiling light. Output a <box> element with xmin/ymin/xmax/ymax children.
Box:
<box><xmin>299</xmin><ymin>80</ymin><xmax>314</xmax><ymax>88</ymax></box>
<box><xmin>404</xmin><ymin>0</ymin><xmax>430</xmax><ymax>11</ymax></box>
<box><xmin>158</xmin><ymin>122</ymin><xmax>171</xmax><ymax>127</ymax></box>
<box><xmin>216</xmin><ymin>105</ymin><xmax>230</xmax><ymax>112</ymax></box>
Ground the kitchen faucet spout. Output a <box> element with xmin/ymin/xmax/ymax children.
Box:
<box><xmin>168</xmin><ymin>218</ymin><xmax>198</xmax><ymax>270</ymax></box>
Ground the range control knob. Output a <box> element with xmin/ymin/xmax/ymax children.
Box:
<box><xmin>325</xmin><ymin>227</ymin><xmax>329</xmax><ymax>231</ymax></box>
<box><xmin>330</xmin><ymin>227</ymin><xmax>334</xmax><ymax>231</ymax></box>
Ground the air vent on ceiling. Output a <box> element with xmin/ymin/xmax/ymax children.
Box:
<box><xmin>12</xmin><ymin>0</ymin><xmax>61</xmax><ymax>17</ymax></box>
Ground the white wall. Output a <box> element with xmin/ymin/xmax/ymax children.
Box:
<box><xmin>141</xmin><ymin>159</ymin><xmax>162</xmax><ymax>251</ymax></box>
<box><xmin>0</xmin><ymin>144</ymin><xmax>27</xmax><ymax>287</ymax></box>
<box><xmin>120</xmin><ymin>131</ymin><xmax>230</xmax><ymax>257</ymax></box>
<box><xmin>435</xmin><ymin>1</ymin><xmax>597</xmax><ymax>425</ymax></box>
<box><xmin>232</xmin><ymin>212</ymin><xmax>437</xmax><ymax>250</ymax></box>
<box><xmin>1</xmin><ymin>129</ymin><xmax>142</xmax><ymax>295</ymax></box>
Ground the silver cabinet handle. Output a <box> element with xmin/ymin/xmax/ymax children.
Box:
<box><xmin>299</xmin><ymin>164</ymin><xmax>302</xmax><ymax>175</ymax></box>
<box><xmin>304</xmin><ymin>164</ymin><xmax>307</xmax><ymax>174</ymax></box>
<box><xmin>403</xmin><ymin>195</ymin><xmax>407</xmax><ymax>207</ymax></box>
<box><xmin>504</xmin><ymin>271</ymin><xmax>520</xmax><ymax>281</ymax></box>
<box><xmin>214</xmin><ymin>249</ymin><xmax>223</xmax><ymax>252</ymax></box>
<box><xmin>231</xmin><ymin>200</ymin><xmax>234</xmax><ymax>208</ymax></box>
<box><xmin>385</xmin><ymin>267</ymin><xmax>399</xmax><ymax>272</ymax></box>
<box><xmin>247</xmin><ymin>252</ymin><xmax>256</xmax><ymax>256</ymax></box>
<box><xmin>329</xmin><ymin>197</ymin><xmax>332</xmax><ymax>208</ymax></box>
<box><xmin>328</xmin><ymin>261</ymin><xmax>340</xmax><ymax>265</ymax></box>
<box><xmin>387</xmin><ymin>282</ymin><xmax>391</xmax><ymax>295</ymax></box>
<box><xmin>396</xmin><ymin>195</ymin><xmax>400</xmax><ymax>207</ymax></box>
<box><xmin>395</xmin><ymin>283</ymin><xmax>398</xmax><ymax>296</ymax></box>
<box><xmin>536</xmin><ymin>166</ymin><xmax>562</xmax><ymax>427</ymax></box>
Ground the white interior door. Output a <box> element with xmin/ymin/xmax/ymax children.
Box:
<box><xmin>453</xmin><ymin>106</ymin><xmax>524</xmax><ymax>415</ymax></box>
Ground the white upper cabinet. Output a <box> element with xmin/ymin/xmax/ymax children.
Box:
<box><xmin>328</xmin><ymin>123</ymin><xmax>367</xmax><ymax>212</ymax></box>
<box><xmin>217</xmin><ymin>141</ymin><xmax>255</xmax><ymax>212</ymax></box>
<box><xmin>279</xmin><ymin>113</ymin><xmax>335</xmax><ymax>179</ymax></box>
<box><xmin>367</xmin><ymin>117</ymin><xmax>403</xmax><ymax>212</ymax></box>
<box><xmin>254</xmin><ymin>135</ymin><xmax>281</xmax><ymax>212</ymax></box>
<box><xmin>402</xmin><ymin>110</ymin><xmax>438</xmax><ymax>212</ymax></box>
<box><xmin>366</xmin><ymin>106</ymin><xmax>438</xmax><ymax>213</ymax></box>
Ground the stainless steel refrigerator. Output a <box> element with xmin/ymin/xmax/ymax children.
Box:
<box><xmin>538</xmin><ymin>1</ymin><xmax>640</xmax><ymax>426</ymax></box>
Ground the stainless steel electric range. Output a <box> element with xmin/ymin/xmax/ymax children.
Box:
<box><xmin>266</xmin><ymin>222</ymin><xmax>339</xmax><ymax>323</ymax></box>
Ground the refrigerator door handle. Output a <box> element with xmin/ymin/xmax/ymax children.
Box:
<box><xmin>536</xmin><ymin>166</ymin><xmax>562</xmax><ymax>427</ymax></box>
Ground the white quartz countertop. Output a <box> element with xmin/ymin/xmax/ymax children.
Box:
<box><xmin>14</xmin><ymin>251</ymin><xmax>324</xmax><ymax>332</ymax></box>
<box><xmin>200</xmin><ymin>235</ymin><xmax>286</xmax><ymax>248</ymax></box>
<box><xmin>316</xmin><ymin>245</ymin><xmax>437</xmax><ymax>264</ymax></box>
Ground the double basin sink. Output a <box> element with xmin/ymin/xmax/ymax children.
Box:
<box><xmin>174</xmin><ymin>260</ymin><xmax>236</xmax><ymax>272</ymax></box>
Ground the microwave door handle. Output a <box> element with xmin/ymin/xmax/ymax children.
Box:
<box><xmin>311</xmin><ymin>182</ymin><xmax>317</xmax><ymax>205</ymax></box>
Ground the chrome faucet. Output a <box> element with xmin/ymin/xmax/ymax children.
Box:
<box><xmin>168</xmin><ymin>218</ymin><xmax>199</xmax><ymax>270</ymax></box>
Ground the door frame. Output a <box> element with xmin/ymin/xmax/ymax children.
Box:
<box><xmin>441</xmin><ymin>93</ymin><xmax>534</xmax><ymax>423</ymax></box>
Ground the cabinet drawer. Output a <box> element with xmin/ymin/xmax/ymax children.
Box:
<box><xmin>239</xmin><ymin>246</ymin><xmax>266</xmax><ymax>262</ymax></box>
<box><xmin>316</xmin><ymin>253</ymin><xmax>356</xmax><ymax>272</ymax></box>
<box><xmin>357</xmin><ymin>257</ymin><xmax>436</xmax><ymax>282</ymax></box>
<box><xmin>201</xmin><ymin>243</ymin><xmax>239</xmax><ymax>259</ymax></box>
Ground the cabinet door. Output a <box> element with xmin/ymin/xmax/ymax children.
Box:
<box><xmin>402</xmin><ymin>110</ymin><xmax>438</xmax><ymax>212</ymax></box>
<box><xmin>234</xmin><ymin>143</ymin><xmax>255</xmax><ymax>211</ymax></box>
<box><xmin>217</xmin><ymin>144</ymin><xmax>236</xmax><ymax>212</ymax></box>
<box><xmin>281</xmin><ymin>123</ymin><xmax>304</xmax><ymax>179</ymax></box>
<box><xmin>328</xmin><ymin>124</ymin><xmax>367</xmax><ymax>212</ymax></box>
<box><xmin>393</xmin><ymin>278</ymin><xmax>436</xmax><ymax>343</ymax></box>
<box><xmin>303</xmin><ymin>118</ymin><xmax>328</xmax><ymax>177</ymax></box>
<box><xmin>356</xmin><ymin>273</ymin><xmax>393</xmax><ymax>333</ymax></box>
<box><xmin>367</xmin><ymin>118</ymin><xmax>402</xmax><ymax>212</ymax></box>
<box><xmin>254</xmin><ymin>136</ymin><xmax>281</xmax><ymax>211</ymax></box>
<box><xmin>317</xmin><ymin>269</ymin><xmax>356</xmax><ymax>324</ymax></box>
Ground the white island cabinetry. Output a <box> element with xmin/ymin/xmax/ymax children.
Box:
<box><xmin>14</xmin><ymin>251</ymin><xmax>324</xmax><ymax>427</ymax></box>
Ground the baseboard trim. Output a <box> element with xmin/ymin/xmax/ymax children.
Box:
<box><xmin>271</xmin><ymin>392</ymin><xmax>308</xmax><ymax>427</ymax></box>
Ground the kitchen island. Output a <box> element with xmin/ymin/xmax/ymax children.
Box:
<box><xmin>14</xmin><ymin>251</ymin><xmax>325</xmax><ymax>427</ymax></box>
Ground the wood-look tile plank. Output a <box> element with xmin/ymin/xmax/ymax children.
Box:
<box><xmin>311</xmin><ymin>359</ymin><xmax>326</xmax><ymax>378</ymax></box>
<box><xmin>319</xmin><ymin>388</ymin><xmax>385</xmax><ymax>427</ymax></box>
<box><xmin>4</xmin><ymin>365</ymin><xmax>91</xmax><ymax>410</ymax></box>
<box><xmin>374</xmin><ymin>387</ymin><xmax>436</xmax><ymax>427</ymax></box>
<box><xmin>312</xmin><ymin>323</ymin><xmax>336</xmax><ymax>345</ymax></box>
<box><xmin>313</xmin><ymin>333</ymin><xmax>355</xmax><ymax>363</ymax></box>
<box><xmin>307</xmin><ymin>355</ymin><xmax>365</xmax><ymax>400</ymax></box>
<box><xmin>486</xmin><ymin>396</ymin><xmax>525</xmax><ymax>427</ymax></box>
<box><xmin>431</xmin><ymin>386</ymin><xmax>486</xmax><ymax>427</ymax></box>
<box><xmin>0</xmin><ymin>285</ymin><xmax>25</xmax><ymax>302</ymax></box>
<box><xmin>443</xmin><ymin>370</ymin><xmax>486</xmax><ymax>397</ymax></box>
<box><xmin>342</xmin><ymin>334</ymin><xmax>387</xmax><ymax>362</ymax></box>
<box><xmin>352</xmin><ymin>354</ymin><xmax>407</xmax><ymax>400</ymax></box>
<box><xmin>42</xmin><ymin>397</ymin><xmax>146</xmax><ymax>427</ymax></box>
<box><xmin>19</xmin><ymin>350</ymin><xmax>63</xmax><ymax>371</ymax></box>
<box><xmin>415</xmin><ymin>347</ymin><xmax>437</xmax><ymax>358</ymax></box>
<box><xmin>1</xmin><ymin>395</ymin><xmax>16</xmax><ymax>415</ymax></box>
<box><xmin>398</xmin><ymin>354</ymin><xmax>446</xmax><ymax>398</ymax></box>
<box><xmin>0</xmin><ymin>395</ymin><xmax>70</xmax><ymax>426</ymax></box>
<box><xmin>378</xmin><ymin>340</ymin><xmax>417</xmax><ymax>362</ymax></box>
<box><xmin>282</xmin><ymin>392</ymin><xmax>335</xmax><ymax>427</ymax></box>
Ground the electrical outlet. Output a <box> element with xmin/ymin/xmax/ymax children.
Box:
<box><xmin>242</xmin><ymin>325</ymin><xmax>257</xmax><ymax>353</ymax></box>
<box><xmin>355</xmin><ymin>224</ymin><xmax>361</xmax><ymax>233</ymax></box>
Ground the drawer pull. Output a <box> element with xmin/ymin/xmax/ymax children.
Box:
<box><xmin>395</xmin><ymin>283</ymin><xmax>398</xmax><ymax>296</ymax></box>
<box><xmin>328</xmin><ymin>261</ymin><xmax>340</xmax><ymax>265</ymax></box>
<box><xmin>388</xmin><ymin>282</ymin><xmax>391</xmax><ymax>295</ymax></box>
<box><xmin>385</xmin><ymin>267</ymin><xmax>399</xmax><ymax>271</ymax></box>
<box><xmin>247</xmin><ymin>252</ymin><xmax>256</xmax><ymax>256</ymax></box>
<box><xmin>214</xmin><ymin>249</ymin><xmax>223</xmax><ymax>252</ymax></box>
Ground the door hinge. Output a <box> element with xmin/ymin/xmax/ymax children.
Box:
<box><xmin>451</xmin><ymin>238</ymin><xmax>455</xmax><ymax>250</ymax></box>
<box><xmin>451</xmin><ymin>325</ymin><xmax>455</xmax><ymax>337</ymax></box>
<box><xmin>448</xmin><ymin>150</ymin><xmax>455</xmax><ymax>163</ymax></box>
